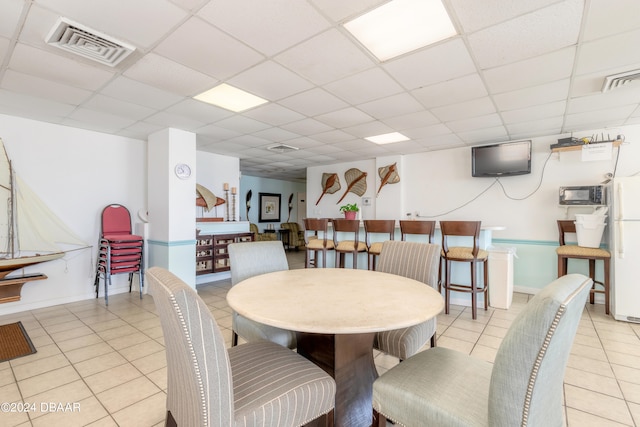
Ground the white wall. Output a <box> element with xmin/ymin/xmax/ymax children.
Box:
<box><xmin>0</xmin><ymin>114</ymin><xmax>146</xmax><ymax>314</ymax></box>
<box><xmin>196</xmin><ymin>152</ymin><xmax>240</xmax><ymax>221</ymax></box>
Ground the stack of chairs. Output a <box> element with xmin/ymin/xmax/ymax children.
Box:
<box><xmin>94</xmin><ymin>204</ymin><xmax>144</xmax><ymax>305</ymax></box>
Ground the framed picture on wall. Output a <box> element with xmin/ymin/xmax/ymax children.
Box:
<box><xmin>259</xmin><ymin>193</ymin><xmax>281</xmax><ymax>222</ymax></box>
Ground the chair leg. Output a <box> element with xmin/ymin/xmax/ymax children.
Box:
<box><xmin>484</xmin><ymin>259</ymin><xmax>489</xmax><ymax>311</ymax></box>
<box><xmin>353</xmin><ymin>252</ymin><xmax>358</xmax><ymax>269</ymax></box>
<box><xmin>372</xmin><ymin>409</ymin><xmax>386</xmax><ymax>427</ymax></box>
<box><xmin>138</xmin><ymin>269</ymin><xmax>144</xmax><ymax>299</ymax></box>
<box><xmin>604</xmin><ymin>258</ymin><xmax>610</xmax><ymax>315</ymax></box>
<box><xmin>430</xmin><ymin>332</ymin><xmax>437</xmax><ymax>348</ymax></box>
<box><xmin>165</xmin><ymin>410</ymin><xmax>177</xmax><ymax>427</ymax></box>
<box><xmin>232</xmin><ymin>330</ymin><xmax>239</xmax><ymax>347</ymax></box>
<box><xmin>470</xmin><ymin>262</ymin><xmax>477</xmax><ymax>320</ymax></box>
<box><xmin>444</xmin><ymin>260</ymin><xmax>450</xmax><ymax>314</ymax></box>
<box><xmin>589</xmin><ymin>259</ymin><xmax>596</xmax><ymax>305</ymax></box>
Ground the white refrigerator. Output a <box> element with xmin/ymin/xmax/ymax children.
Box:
<box><xmin>610</xmin><ymin>176</ymin><xmax>640</xmax><ymax>323</ymax></box>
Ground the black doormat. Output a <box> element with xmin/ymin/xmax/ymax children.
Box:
<box><xmin>0</xmin><ymin>321</ymin><xmax>36</xmax><ymax>362</ymax></box>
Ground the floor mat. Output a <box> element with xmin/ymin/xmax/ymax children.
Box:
<box><xmin>0</xmin><ymin>321</ymin><xmax>36</xmax><ymax>362</ymax></box>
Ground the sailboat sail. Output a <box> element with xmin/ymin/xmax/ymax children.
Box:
<box><xmin>0</xmin><ymin>137</ymin><xmax>87</xmax><ymax>277</ymax></box>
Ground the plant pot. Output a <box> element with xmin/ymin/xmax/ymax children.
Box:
<box><xmin>344</xmin><ymin>211</ymin><xmax>357</xmax><ymax>220</ymax></box>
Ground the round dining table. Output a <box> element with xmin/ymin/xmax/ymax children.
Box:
<box><xmin>227</xmin><ymin>268</ymin><xmax>444</xmax><ymax>427</ymax></box>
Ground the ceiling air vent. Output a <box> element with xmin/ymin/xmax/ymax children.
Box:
<box><xmin>602</xmin><ymin>69</ymin><xmax>640</xmax><ymax>92</ymax></box>
<box><xmin>45</xmin><ymin>17</ymin><xmax>135</xmax><ymax>67</ymax></box>
<box><xmin>267</xmin><ymin>144</ymin><xmax>299</xmax><ymax>154</ymax></box>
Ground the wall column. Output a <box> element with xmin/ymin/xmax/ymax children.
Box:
<box><xmin>147</xmin><ymin>128</ymin><xmax>196</xmax><ymax>287</ymax></box>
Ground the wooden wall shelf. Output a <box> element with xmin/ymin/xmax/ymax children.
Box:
<box><xmin>551</xmin><ymin>139</ymin><xmax>623</xmax><ymax>153</ymax></box>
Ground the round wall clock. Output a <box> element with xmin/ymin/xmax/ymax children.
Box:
<box><xmin>174</xmin><ymin>163</ymin><xmax>191</xmax><ymax>179</ymax></box>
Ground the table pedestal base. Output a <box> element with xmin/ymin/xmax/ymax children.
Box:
<box><xmin>297</xmin><ymin>332</ymin><xmax>376</xmax><ymax>427</ymax></box>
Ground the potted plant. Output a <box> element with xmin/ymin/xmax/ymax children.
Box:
<box><xmin>339</xmin><ymin>203</ymin><xmax>359</xmax><ymax>220</ymax></box>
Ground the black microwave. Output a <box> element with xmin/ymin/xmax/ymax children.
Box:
<box><xmin>559</xmin><ymin>185</ymin><xmax>606</xmax><ymax>205</ymax></box>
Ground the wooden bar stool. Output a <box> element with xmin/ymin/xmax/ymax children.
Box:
<box><xmin>333</xmin><ymin>219</ymin><xmax>367</xmax><ymax>269</ymax></box>
<box><xmin>556</xmin><ymin>220</ymin><xmax>611</xmax><ymax>314</ymax></box>
<box><xmin>440</xmin><ymin>221</ymin><xmax>488</xmax><ymax>320</ymax></box>
<box><xmin>303</xmin><ymin>218</ymin><xmax>334</xmax><ymax>268</ymax></box>
<box><xmin>364</xmin><ymin>219</ymin><xmax>395</xmax><ymax>270</ymax></box>
<box><xmin>400</xmin><ymin>220</ymin><xmax>436</xmax><ymax>243</ymax></box>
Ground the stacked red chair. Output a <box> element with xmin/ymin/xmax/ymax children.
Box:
<box><xmin>94</xmin><ymin>204</ymin><xmax>144</xmax><ymax>305</ymax></box>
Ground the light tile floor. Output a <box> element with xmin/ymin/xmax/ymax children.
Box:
<box><xmin>0</xmin><ymin>250</ymin><xmax>638</xmax><ymax>426</ymax></box>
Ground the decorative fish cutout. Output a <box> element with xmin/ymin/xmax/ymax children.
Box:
<box><xmin>377</xmin><ymin>163</ymin><xmax>400</xmax><ymax>196</ymax></box>
<box><xmin>287</xmin><ymin>193</ymin><xmax>294</xmax><ymax>222</ymax></box>
<box><xmin>246</xmin><ymin>189</ymin><xmax>252</xmax><ymax>220</ymax></box>
<box><xmin>337</xmin><ymin>168</ymin><xmax>367</xmax><ymax>204</ymax></box>
<box><xmin>196</xmin><ymin>183</ymin><xmax>225</xmax><ymax>211</ymax></box>
<box><xmin>316</xmin><ymin>173</ymin><xmax>340</xmax><ymax>205</ymax></box>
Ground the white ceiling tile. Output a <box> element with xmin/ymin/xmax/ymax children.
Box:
<box><xmin>1</xmin><ymin>69</ymin><xmax>91</xmax><ymax>104</ymax></box>
<box><xmin>243</xmin><ymin>103</ymin><xmax>305</xmax><ymax>126</ymax></box>
<box><xmin>431</xmin><ymin>97</ymin><xmax>496</xmax><ymax>122</ymax></box>
<box><xmin>310</xmin><ymin>0</ymin><xmax>387</xmax><ymax>21</ymax></box>
<box><xmin>252</xmin><ymin>127</ymin><xmax>300</xmax><ymax>142</ymax></box>
<box><xmin>196</xmin><ymin>124</ymin><xmax>243</xmax><ymax>141</ymax></box>
<box><xmin>198</xmin><ymin>0</ymin><xmax>330</xmax><ymax>56</ymax></box>
<box><xmin>563</xmin><ymin>105</ymin><xmax>635</xmax><ymax>131</ymax></box>
<box><xmin>415</xmin><ymin>134</ymin><xmax>465</xmax><ymax>149</ymax></box>
<box><xmin>155</xmin><ymin>17</ymin><xmax>264</xmax><ymax>79</ymax></box>
<box><xmin>582</xmin><ymin>0</ymin><xmax>640</xmax><ymax>42</ymax></box>
<box><xmin>9</xmin><ymin>44</ymin><xmax>115</xmax><ymax>90</ymax></box>
<box><xmin>382</xmin><ymin>111</ymin><xmax>440</xmax><ymax>130</ymax></box>
<box><xmin>279</xmin><ymin>88</ymin><xmax>348</xmax><ymax>117</ymax></box>
<box><xmin>412</xmin><ymin>73</ymin><xmax>487</xmax><ymax>108</ymax></box>
<box><xmin>34</xmin><ymin>0</ymin><xmax>188</xmax><ymax>48</ymax></box>
<box><xmin>575</xmin><ymin>29</ymin><xmax>640</xmax><ymax>75</ymax></box>
<box><xmin>568</xmin><ymin>86</ymin><xmax>640</xmax><ymax>114</ymax></box>
<box><xmin>281</xmin><ymin>137</ymin><xmax>324</xmax><ymax>149</ymax></box>
<box><xmin>143</xmin><ymin>111</ymin><xmax>206</xmax><ymax>131</ymax></box>
<box><xmin>402</xmin><ymin>123</ymin><xmax>453</xmax><ymax>139</ymax></box>
<box><xmin>456</xmin><ymin>126</ymin><xmax>509</xmax><ymax>144</ymax></box>
<box><xmin>501</xmin><ymin>101</ymin><xmax>566</xmax><ymax>124</ymax></box>
<box><xmin>82</xmin><ymin>94</ymin><xmax>155</xmax><ymax>121</ymax></box>
<box><xmin>123</xmin><ymin>53</ymin><xmax>218</xmax><ymax>97</ymax></box>
<box><xmin>506</xmin><ymin>117</ymin><xmax>563</xmax><ymax>136</ymax></box>
<box><xmin>446</xmin><ymin>113</ymin><xmax>503</xmax><ymax>133</ymax></box>
<box><xmin>483</xmin><ymin>47</ymin><xmax>575</xmax><ymax>94</ymax></box>
<box><xmin>99</xmin><ymin>76</ymin><xmax>184</xmax><ymax>110</ymax></box>
<box><xmin>0</xmin><ymin>37</ymin><xmax>10</xmax><ymax>61</ymax></box>
<box><xmin>281</xmin><ymin>118</ymin><xmax>333</xmax><ymax>135</ymax></box>
<box><xmin>309</xmin><ymin>129</ymin><xmax>355</xmax><ymax>143</ymax></box>
<box><xmin>224</xmin><ymin>135</ymin><xmax>272</xmax><ymax>148</ymax></box>
<box><xmin>119</xmin><ymin>121</ymin><xmax>164</xmax><ymax>139</ymax></box>
<box><xmin>214</xmin><ymin>115</ymin><xmax>271</xmax><ymax>134</ymax></box>
<box><xmin>324</xmin><ymin>67</ymin><xmax>404</xmax><ymax>105</ymax></box>
<box><xmin>449</xmin><ymin>0</ymin><xmax>558</xmax><ymax>33</ymax></box>
<box><xmin>169</xmin><ymin>0</ymin><xmax>210</xmax><ymax>11</ymax></box>
<box><xmin>341</xmin><ymin>121</ymin><xmax>393</xmax><ymax>138</ymax></box>
<box><xmin>65</xmin><ymin>107</ymin><xmax>137</xmax><ymax>132</ymax></box>
<box><xmin>0</xmin><ymin>0</ymin><xmax>24</xmax><ymax>38</ymax></box>
<box><xmin>275</xmin><ymin>29</ymin><xmax>374</xmax><ymax>85</ymax></box>
<box><xmin>164</xmin><ymin>99</ymin><xmax>233</xmax><ymax>124</ymax></box>
<box><xmin>315</xmin><ymin>107</ymin><xmax>374</xmax><ymax>128</ymax></box>
<box><xmin>383</xmin><ymin>38</ymin><xmax>475</xmax><ymax>90</ymax></box>
<box><xmin>0</xmin><ymin>88</ymin><xmax>75</xmax><ymax>122</ymax></box>
<box><xmin>493</xmin><ymin>79</ymin><xmax>570</xmax><ymax>111</ymax></box>
<box><xmin>229</xmin><ymin>61</ymin><xmax>314</xmax><ymax>102</ymax></box>
<box><xmin>468</xmin><ymin>0</ymin><xmax>583</xmax><ymax>69</ymax></box>
<box><xmin>358</xmin><ymin>93</ymin><xmax>424</xmax><ymax>120</ymax></box>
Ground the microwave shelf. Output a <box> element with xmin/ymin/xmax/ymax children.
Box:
<box><xmin>551</xmin><ymin>139</ymin><xmax>622</xmax><ymax>153</ymax></box>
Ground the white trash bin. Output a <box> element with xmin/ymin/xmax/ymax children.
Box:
<box><xmin>488</xmin><ymin>246</ymin><xmax>516</xmax><ymax>309</ymax></box>
<box><xmin>574</xmin><ymin>212</ymin><xmax>607</xmax><ymax>248</ymax></box>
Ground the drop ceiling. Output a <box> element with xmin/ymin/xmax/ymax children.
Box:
<box><xmin>1</xmin><ymin>0</ymin><xmax>640</xmax><ymax>182</ymax></box>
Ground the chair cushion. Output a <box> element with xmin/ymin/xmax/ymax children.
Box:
<box><xmin>374</xmin><ymin>318</ymin><xmax>436</xmax><ymax>361</ymax></box>
<box><xmin>229</xmin><ymin>341</ymin><xmax>336</xmax><ymax>426</ymax></box>
<box><xmin>443</xmin><ymin>246</ymin><xmax>488</xmax><ymax>260</ymax></box>
<box><xmin>336</xmin><ymin>241</ymin><xmax>367</xmax><ymax>251</ymax></box>
<box><xmin>306</xmin><ymin>239</ymin><xmax>334</xmax><ymax>250</ymax></box>
<box><xmin>373</xmin><ymin>347</ymin><xmax>491</xmax><ymax>427</ymax></box>
<box><xmin>368</xmin><ymin>241</ymin><xmax>384</xmax><ymax>255</ymax></box>
<box><xmin>556</xmin><ymin>245</ymin><xmax>610</xmax><ymax>258</ymax></box>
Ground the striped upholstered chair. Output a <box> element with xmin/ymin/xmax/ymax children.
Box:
<box><xmin>374</xmin><ymin>240</ymin><xmax>441</xmax><ymax>360</ymax></box>
<box><xmin>147</xmin><ymin>267</ymin><xmax>336</xmax><ymax>427</ymax></box>
<box><xmin>228</xmin><ymin>241</ymin><xmax>296</xmax><ymax>348</ymax></box>
<box><xmin>372</xmin><ymin>273</ymin><xmax>591</xmax><ymax>427</ymax></box>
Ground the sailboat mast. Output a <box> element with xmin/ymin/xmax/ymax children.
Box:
<box><xmin>7</xmin><ymin>159</ymin><xmax>15</xmax><ymax>258</ymax></box>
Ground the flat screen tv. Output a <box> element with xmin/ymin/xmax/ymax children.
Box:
<box><xmin>471</xmin><ymin>140</ymin><xmax>531</xmax><ymax>177</ymax></box>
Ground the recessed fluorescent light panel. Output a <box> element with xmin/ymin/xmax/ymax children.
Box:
<box><xmin>366</xmin><ymin>132</ymin><xmax>410</xmax><ymax>144</ymax></box>
<box><xmin>194</xmin><ymin>83</ymin><xmax>268</xmax><ymax>112</ymax></box>
<box><xmin>344</xmin><ymin>0</ymin><xmax>457</xmax><ymax>61</ymax></box>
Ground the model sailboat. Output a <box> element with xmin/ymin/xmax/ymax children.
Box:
<box><xmin>0</xmin><ymin>138</ymin><xmax>86</xmax><ymax>280</ymax></box>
